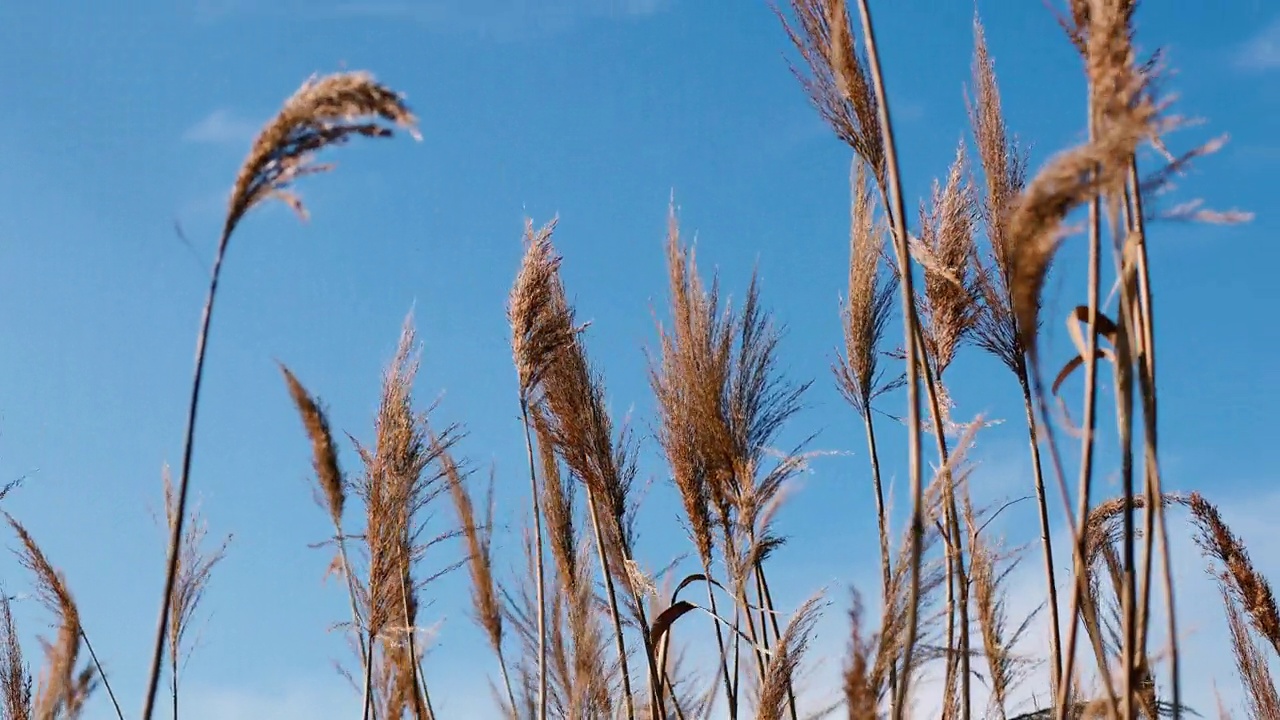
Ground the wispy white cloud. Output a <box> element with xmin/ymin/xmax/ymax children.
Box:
<box><xmin>182</xmin><ymin>109</ymin><xmax>260</xmax><ymax>146</ymax></box>
<box><xmin>193</xmin><ymin>0</ymin><xmax>670</xmax><ymax>39</ymax></box>
<box><xmin>180</xmin><ymin>678</ymin><xmax>357</xmax><ymax>720</ymax></box>
<box><xmin>176</xmin><ymin>663</ymin><xmax>509</xmax><ymax>720</ymax></box>
<box><xmin>1234</xmin><ymin>16</ymin><xmax>1280</xmax><ymax>71</ymax></box>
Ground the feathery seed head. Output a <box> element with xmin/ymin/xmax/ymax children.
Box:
<box><xmin>835</xmin><ymin>160</ymin><xmax>900</xmax><ymax>414</ymax></box>
<box><xmin>914</xmin><ymin>142</ymin><xmax>979</xmax><ymax>377</ymax></box>
<box><xmin>281</xmin><ymin>365</ymin><xmax>347</xmax><ymax>524</ymax></box>
<box><xmin>226</xmin><ymin>71</ymin><xmax>417</xmax><ymax>238</ymax></box>
<box><xmin>510</xmin><ymin>219</ymin><xmax>575</xmax><ymax>398</ymax></box>
<box><xmin>775</xmin><ymin>0</ymin><xmax>886</xmax><ymax>190</ymax></box>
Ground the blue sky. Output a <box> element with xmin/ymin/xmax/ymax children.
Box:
<box><xmin>0</xmin><ymin>1</ymin><xmax>1277</xmax><ymax>718</ymax></box>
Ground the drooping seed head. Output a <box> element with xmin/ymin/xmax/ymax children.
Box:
<box><xmin>225</xmin><ymin>71</ymin><xmax>418</xmax><ymax>237</ymax></box>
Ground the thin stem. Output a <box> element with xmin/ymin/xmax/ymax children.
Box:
<box><xmin>725</xmin><ymin>526</ymin><xmax>767</xmax><ymax>689</ymax></box>
<box><xmin>417</xmin><ymin>660</ymin><xmax>436</xmax><ymax>720</ymax></box>
<box><xmin>1018</xmin><ymin>372</ymin><xmax>1064</xmax><ymax>698</ymax></box>
<box><xmin>80</xmin><ymin>628</ymin><xmax>125</xmax><ymax>720</ymax></box>
<box><xmin>519</xmin><ymin>400</ymin><xmax>549</xmax><ymax>720</ymax></box>
<box><xmin>911</xmin><ymin>321</ymin><xmax>969</xmax><ymax>720</ymax></box>
<box><xmin>584</xmin><ymin>483</ymin><xmax>636</xmax><ymax>720</ymax></box>
<box><xmin>1117</xmin><ymin>295</ymin><xmax>1136</xmax><ymax>720</ymax></box>
<box><xmin>704</xmin><ymin>566</ymin><xmax>738</xmax><ymax>719</ymax></box>
<box><xmin>141</xmin><ymin>222</ymin><xmax>233</xmax><ymax>720</ymax></box>
<box><xmin>631</xmin><ymin>582</ymin><xmax>666</xmax><ymax>720</ymax></box>
<box><xmin>751</xmin><ymin>566</ymin><xmax>774</xmax><ymax>705</ymax></box>
<box><xmin>942</xmin><ymin>526</ymin><xmax>959</xmax><ymax>711</ymax></box>
<box><xmin>730</xmin><ymin>578</ymin><xmax>743</xmax><ymax>710</ymax></box>
<box><xmin>397</xmin><ymin>563</ymin><xmax>430</xmax><ymax>720</ymax></box>
<box><xmin>756</xmin><ymin>566</ymin><xmax>797</xmax><ymax>720</ymax></box>
<box><xmin>736</xmin><ymin>581</ymin><xmax>767</xmax><ymax>687</ymax></box>
<box><xmin>862</xmin><ymin>408</ymin><xmax>892</xmax><ymax>617</ymax></box>
<box><xmin>362</xmin><ymin>628</ymin><xmax>377</xmax><ymax>720</ymax></box>
<box><xmin>861</xmin><ymin>407</ymin><xmax>898</xmax><ymax>714</ymax></box>
<box><xmin>851</xmin><ymin>4</ymin><xmax>927</xmax><ymax>716</ymax></box>
<box><xmin>171</xmin><ymin>650</ymin><xmax>178</xmax><ymax>720</ymax></box>
<box><xmin>332</xmin><ymin>532</ymin><xmax>374</xmax><ymax>720</ymax></box>
<box><xmin>496</xmin><ymin>650</ymin><xmax>519</xmax><ymax>718</ymax></box>
<box><xmin>668</xmin><ymin>674</ymin><xmax>688</xmax><ymax>720</ymax></box>
<box><xmin>1055</xmin><ymin>106</ymin><xmax>1120</xmax><ymax>715</ymax></box>
<box><xmin>1126</xmin><ymin>157</ymin><xmax>1180</xmax><ymax>718</ymax></box>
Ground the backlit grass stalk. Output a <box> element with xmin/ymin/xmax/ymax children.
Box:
<box><xmin>771</xmin><ymin>14</ymin><xmax>909</xmax><ymax>711</ymax></box>
<box><xmin>833</xmin><ymin>160</ymin><xmax>900</xmax><ymax>641</ymax></box>
<box><xmin>773</xmin><ymin>0</ymin><xmax>935</xmax><ymax>710</ymax></box>
<box><xmin>650</xmin><ymin>214</ymin><xmax>741</xmax><ymax>717</ymax></box>
<box><xmin>140</xmin><ymin>71</ymin><xmax>418</xmax><ymax>720</ymax></box>
<box><xmin>509</xmin><ymin>219</ymin><xmax>572</xmax><ymax>720</ymax></box>
<box><xmin>966</xmin><ymin>16</ymin><xmax>1064</xmax><ymax>697</ymax></box>
<box><xmin>911</xmin><ymin>142</ymin><xmax>980</xmax><ymax>720</ymax></box>
<box><xmin>1048</xmin><ymin>6</ymin><xmax>1164</xmax><ymax>715</ymax></box>
<box><xmin>525</xmin><ymin>227</ymin><xmax>656</xmax><ymax>720</ymax></box>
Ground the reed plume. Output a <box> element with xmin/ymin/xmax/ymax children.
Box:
<box><xmin>649</xmin><ymin>208</ymin><xmax>739</xmax><ymax>715</ymax></box>
<box><xmin>963</xmin><ymin>492</ymin><xmax>1038</xmax><ymax>720</ymax></box>
<box><xmin>1221</xmin><ymin>584</ymin><xmax>1280</xmax><ymax>720</ymax></box>
<box><xmin>833</xmin><ymin>162</ymin><xmax>901</xmax><ymax>640</ymax></box>
<box><xmin>508</xmin><ymin>218</ymin><xmax>577</xmax><ymax>720</ymax></box>
<box><xmin>963</xmin><ymin>18</ymin><xmax>1067</xmax><ymax>702</ymax></box>
<box><xmin>754</xmin><ymin>595</ymin><xmax>823</xmax><ymax>720</ymax></box>
<box><xmin>835</xmin><ymin>162</ymin><xmax>900</xmax><ymax>419</ymax></box>
<box><xmin>280</xmin><ymin>365</ymin><xmax>377</xmax><ymax>720</ymax></box>
<box><xmin>841</xmin><ymin>591</ymin><xmax>884</xmax><ymax>720</ymax></box>
<box><xmin>969</xmin><ymin>17</ymin><xmax>1033</xmax><ymax>375</ymax></box>
<box><xmin>161</xmin><ymin>467</ymin><xmax>230</xmax><ymax>720</ymax></box>
<box><xmin>357</xmin><ymin>318</ymin><xmax>458</xmax><ymax>720</ymax></box>
<box><xmin>6</xmin><ymin>517</ymin><xmax>97</xmax><ymax>720</ymax></box>
<box><xmin>0</xmin><ymin>592</ymin><xmax>31</xmax><ymax>720</ymax></box>
<box><xmin>774</xmin><ymin>0</ymin><xmax>885</xmax><ymax>190</ymax></box>
<box><xmin>1189</xmin><ymin>493</ymin><xmax>1280</xmax><ymax>657</ymax></box>
<box><xmin>913</xmin><ymin>143</ymin><xmax>979</xmax><ymax>432</ymax></box>
<box><xmin>1006</xmin><ymin>86</ymin><xmax>1153</xmax><ymax>355</ymax></box>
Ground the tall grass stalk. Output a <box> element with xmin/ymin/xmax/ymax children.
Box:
<box><xmin>140</xmin><ymin>72</ymin><xmax>417</xmax><ymax>720</ymax></box>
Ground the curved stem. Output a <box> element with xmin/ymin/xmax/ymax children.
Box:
<box><xmin>850</xmin><ymin>4</ymin><xmax>927</xmax><ymax>716</ymax></box>
<box><xmin>141</xmin><ymin>223</ymin><xmax>232</xmax><ymax>720</ymax></box>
